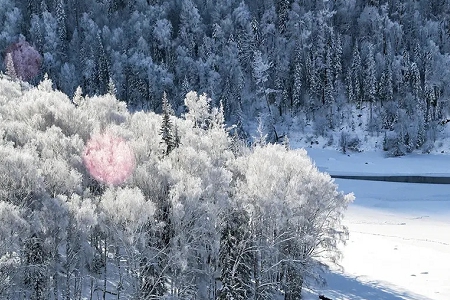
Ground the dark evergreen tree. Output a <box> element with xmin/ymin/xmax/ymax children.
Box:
<box><xmin>96</xmin><ymin>32</ymin><xmax>110</xmax><ymax>95</ymax></box>
<box><xmin>332</xmin><ymin>32</ymin><xmax>343</xmax><ymax>88</ymax></box>
<box><xmin>24</xmin><ymin>233</ymin><xmax>48</xmax><ymax>300</ymax></box>
<box><xmin>410</xmin><ymin>62</ymin><xmax>421</xmax><ymax>101</ymax></box>
<box><xmin>233</xmin><ymin>1</ymin><xmax>256</xmax><ymax>72</ymax></box>
<box><xmin>324</xmin><ymin>48</ymin><xmax>335</xmax><ymax>127</ymax></box>
<box><xmin>364</xmin><ymin>43</ymin><xmax>377</xmax><ymax>127</ymax></box>
<box><xmin>346</xmin><ymin>68</ymin><xmax>354</xmax><ymax>104</ymax></box>
<box><xmin>218</xmin><ymin>208</ymin><xmax>253</xmax><ymax>300</ymax></box>
<box><xmin>400</xmin><ymin>49</ymin><xmax>412</xmax><ymax>99</ymax></box>
<box><xmin>276</xmin><ymin>0</ymin><xmax>291</xmax><ymax>34</ymax></box>
<box><xmin>351</xmin><ymin>42</ymin><xmax>363</xmax><ymax>108</ymax></box>
<box><xmin>56</xmin><ymin>0</ymin><xmax>67</xmax><ymax>55</ymax></box>
<box><xmin>378</xmin><ymin>60</ymin><xmax>393</xmax><ymax>107</ymax></box>
<box><xmin>292</xmin><ymin>54</ymin><xmax>303</xmax><ymax>111</ymax></box>
<box><xmin>160</xmin><ymin>92</ymin><xmax>176</xmax><ymax>156</ymax></box>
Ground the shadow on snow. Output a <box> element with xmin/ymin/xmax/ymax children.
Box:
<box><xmin>305</xmin><ymin>271</ymin><xmax>430</xmax><ymax>300</ymax></box>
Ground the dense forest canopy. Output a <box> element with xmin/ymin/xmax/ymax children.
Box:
<box><xmin>2</xmin><ymin>0</ymin><xmax>450</xmax><ymax>154</ymax></box>
<box><xmin>0</xmin><ymin>76</ymin><xmax>353</xmax><ymax>299</ymax></box>
<box><xmin>3</xmin><ymin>1</ymin><xmax>447</xmax><ymax>298</ymax></box>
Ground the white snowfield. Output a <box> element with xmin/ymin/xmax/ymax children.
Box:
<box><xmin>303</xmin><ymin>148</ymin><xmax>450</xmax><ymax>300</ymax></box>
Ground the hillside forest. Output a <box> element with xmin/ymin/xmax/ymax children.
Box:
<box><xmin>2</xmin><ymin>0</ymin><xmax>450</xmax><ymax>154</ymax></box>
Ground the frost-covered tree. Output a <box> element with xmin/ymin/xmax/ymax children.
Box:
<box><xmin>346</xmin><ymin>69</ymin><xmax>354</xmax><ymax>104</ymax></box>
<box><xmin>333</xmin><ymin>32</ymin><xmax>343</xmax><ymax>88</ymax></box>
<box><xmin>55</xmin><ymin>0</ymin><xmax>67</xmax><ymax>54</ymax></box>
<box><xmin>178</xmin><ymin>0</ymin><xmax>204</xmax><ymax>56</ymax></box>
<box><xmin>253</xmin><ymin>50</ymin><xmax>279</xmax><ymax>141</ymax></box>
<box><xmin>0</xmin><ymin>75</ymin><xmax>353</xmax><ymax>299</ymax></box>
<box><xmin>233</xmin><ymin>144</ymin><xmax>354</xmax><ymax>298</ymax></box>
<box><xmin>324</xmin><ymin>48</ymin><xmax>335</xmax><ymax>127</ymax></box>
<box><xmin>4</xmin><ymin>52</ymin><xmax>17</xmax><ymax>79</ymax></box>
<box><xmin>0</xmin><ymin>0</ymin><xmax>23</xmax><ymax>65</ymax></box>
<box><xmin>363</xmin><ymin>43</ymin><xmax>377</xmax><ymax>127</ymax></box>
<box><xmin>379</xmin><ymin>61</ymin><xmax>394</xmax><ymax>106</ymax></box>
<box><xmin>253</xmin><ymin>50</ymin><xmax>271</xmax><ymax>103</ymax></box>
<box><xmin>351</xmin><ymin>42</ymin><xmax>363</xmax><ymax>107</ymax></box>
<box><xmin>153</xmin><ymin>18</ymin><xmax>173</xmax><ymax>64</ymax></box>
<box><xmin>292</xmin><ymin>45</ymin><xmax>304</xmax><ymax>111</ymax></box>
<box><xmin>233</xmin><ymin>1</ymin><xmax>256</xmax><ymax>72</ymax></box>
<box><xmin>83</xmin><ymin>131</ymin><xmax>135</xmax><ymax>186</ymax></box>
<box><xmin>0</xmin><ymin>202</ymin><xmax>28</xmax><ymax>297</ymax></box>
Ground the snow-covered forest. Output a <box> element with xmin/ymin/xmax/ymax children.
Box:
<box><xmin>0</xmin><ymin>76</ymin><xmax>353</xmax><ymax>299</ymax></box>
<box><xmin>2</xmin><ymin>0</ymin><xmax>450</xmax><ymax>154</ymax></box>
<box><xmin>2</xmin><ymin>0</ymin><xmax>450</xmax><ymax>298</ymax></box>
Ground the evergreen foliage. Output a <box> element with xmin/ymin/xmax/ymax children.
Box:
<box><xmin>2</xmin><ymin>0</ymin><xmax>450</xmax><ymax>153</ymax></box>
<box><xmin>160</xmin><ymin>91</ymin><xmax>177</xmax><ymax>156</ymax></box>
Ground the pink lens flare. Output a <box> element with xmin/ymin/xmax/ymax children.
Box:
<box><xmin>83</xmin><ymin>132</ymin><xmax>135</xmax><ymax>185</ymax></box>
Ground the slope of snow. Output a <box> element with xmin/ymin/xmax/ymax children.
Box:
<box><xmin>300</xmin><ymin>148</ymin><xmax>450</xmax><ymax>300</ymax></box>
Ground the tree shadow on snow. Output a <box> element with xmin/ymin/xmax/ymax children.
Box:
<box><xmin>305</xmin><ymin>271</ymin><xmax>429</xmax><ymax>300</ymax></box>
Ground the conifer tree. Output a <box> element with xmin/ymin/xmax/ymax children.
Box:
<box><xmin>233</xmin><ymin>1</ymin><xmax>256</xmax><ymax>72</ymax></box>
<box><xmin>5</xmin><ymin>52</ymin><xmax>17</xmax><ymax>80</ymax></box>
<box><xmin>410</xmin><ymin>62</ymin><xmax>421</xmax><ymax>100</ymax></box>
<box><xmin>276</xmin><ymin>0</ymin><xmax>291</xmax><ymax>34</ymax></box>
<box><xmin>351</xmin><ymin>42</ymin><xmax>362</xmax><ymax>108</ymax></box>
<box><xmin>292</xmin><ymin>45</ymin><xmax>303</xmax><ymax>111</ymax></box>
<box><xmin>56</xmin><ymin>0</ymin><xmax>67</xmax><ymax>54</ymax></box>
<box><xmin>364</xmin><ymin>43</ymin><xmax>377</xmax><ymax>127</ymax></box>
<box><xmin>379</xmin><ymin>58</ymin><xmax>393</xmax><ymax>107</ymax></box>
<box><xmin>346</xmin><ymin>69</ymin><xmax>354</xmax><ymax>104</ymax></box>
<box><xmin>400</xmin><ymin>50</ymin><xmax>411</xmax><ymax>98</ymax></box>
<box><xmin>107</xmin><ymin>77</ymin><xmax>116</xmax><ymax>96</ymax></box>
<box><xmin>333</xmin><ymin>32</ymin><xmax>343</xmax><ymax>88</ymax></box>
<box><xmin>160</xmin><ymin>92</ymin><xmax>176</xmax><ymax>156</ymax></box>
<box><xmin>96</xmin><ymin>32</ymin><xmax>110</xmax><ymax>95</ymax></box>
<box><xmin>424</xmin><ymin>51</ymin><xmax>434</xmax><ymax>124</ymax></box>
<box><xmin>324</xmin><ymin>48</ymin><xmax>335</xmax><ymax>127</ymax></box>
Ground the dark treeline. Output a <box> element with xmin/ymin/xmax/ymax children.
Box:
<box><xmin>2</xmin><ymin>0</ymin><xmax>450</xmax><ymax>153</ymax></box>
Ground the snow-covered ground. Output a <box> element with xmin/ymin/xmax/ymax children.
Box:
<box><xmin>307</xmin><ymin>147</ymin><xmax>450</xmax><ymax>177</ymax></box>
<box><xmin>303</xmin><ymin>148</ymin><xmax>450</xmax><ymax>300</ymax></box>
